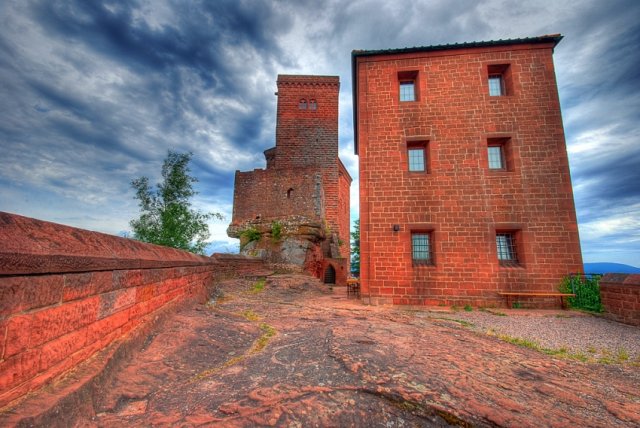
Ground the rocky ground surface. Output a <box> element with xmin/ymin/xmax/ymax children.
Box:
<box><xmin>6</xmin><ymin>274</ymin><xmax>640</xmax><ymax>427</ymax></box>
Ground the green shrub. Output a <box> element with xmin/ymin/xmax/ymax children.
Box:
<box><xmin>271</xmin><ymin>221</ymin><xmax>282</xmax><ymax>241</ymax></box>
<box><xmin>240</xmin><ymin>227</ymin><xmax>261</xmax><ymax>246</ymax></box>
<box><xmin>559</xmin><ymin>274</ymin><xmax>603</xmax><ymax>312</ymax></box>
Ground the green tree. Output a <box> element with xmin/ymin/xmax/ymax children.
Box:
<box><xmin>350</xmin><ymin>219</ymin><xmax>360</xmax><ymax>276</ymax></box>
<box><xmin>130</xmin><ymin>150</ymin><xmax>222</xmax><ymax>254</ymax></box>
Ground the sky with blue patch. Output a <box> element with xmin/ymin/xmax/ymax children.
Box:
<box><xmin>1</xmin><ymin>0</ymin><xmax>639</xmax><ymax>265</ymax></box>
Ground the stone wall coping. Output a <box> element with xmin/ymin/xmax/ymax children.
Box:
<box><xmin>0</xmin><ymin>212</ymin><xmax>215</xmax><ymax>276</ymax></box>
<box><xmin>601</xmin><ymin>273</ymin><xmax>640</xmax><ymax>286</ymax></box>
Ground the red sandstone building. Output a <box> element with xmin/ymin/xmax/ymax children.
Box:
<box><xmin>228</xmin><ymin>75</ymin><xmax>351</xmax><ymax>284</ymax></box>
<box><xmin>352</xmin><ymin>35</ymin><xmax>583</xmax><ymax>307</ymax></box>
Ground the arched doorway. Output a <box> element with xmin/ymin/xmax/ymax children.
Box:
<box><xmin>323</xmin><ymin>265</ymin><xmax>336</xmax><ymax>284</ymax></box>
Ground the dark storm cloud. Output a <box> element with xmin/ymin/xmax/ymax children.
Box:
<box><xmin>27</xmin><ymin>0</ymin><xmax>290</xmax><ymax>131</ymax></box>
<box><xmin>576</xmin><ymin>150</ymin><xmax>640</xmax><ymax>207</ymax></box>
<box><xmin>554</xmin><ymin>1</ymin><xmax>640</xmax><ymax>249</ymax></box>
<box><xmin>31</xmin><ymin>0</ymin><xmax>290</xmax><ymax>95</ymax></box>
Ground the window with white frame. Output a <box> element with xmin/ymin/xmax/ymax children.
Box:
<box><xmin>488</xmin><ymin>75</ymin><xmax>504</xmax><ymax>96</ymax></box>
<box><xmin>408</xmin><ymin>147</ymin><xmax>425</xmax><ymax>171</ymax></box>
<box><xmin>488</xmin><ymin>145</ymin><xmax>505</xmax><ymax>169</ymax></box>
<box><xmin>400</xmin><ymin>81</ymin><xmax>416</xmax><ymax>101</ymax></box>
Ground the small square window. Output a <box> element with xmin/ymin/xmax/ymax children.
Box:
<box><xmin>496</xmin><ymin>233</ymin><xmax>518</xmax><ymax>264</ymax></box>
<box><xmin>400</xmin><ymin>81</ymin><xmax>415</xmax><ymax>102</ymax></box>
<box><xmin>406</xmin><ymin>140</ymin><xmax>429</xmax><ymax>173</ymax></box>
<box><xmin>487</xmin><ymin>137</ymin><xmax>511</xmax><ymax>171</ymax></box>
<box><xmin>487</xmin><ymin>64</ymin><xmax>511</xmax><ymax>96</ymax></box>
<box><xmin>412</xmin><ymin>232</ymin><xmax>433</xmax><ymax>264</ymax></box>
<box><xmin>408</xmin><ymin>148</ymin><xmax>425</xmax><ymax>171</ymax></box>
<box><xmin>488</xmin><ymin>145</ymin><xmax>504</xmax><ymax>169</ymax></box>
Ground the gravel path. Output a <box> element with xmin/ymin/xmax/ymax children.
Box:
<box><xmin>446</xmin><ymin>309</ymin><xmax>640</xmax><ymax>363</ymax></box>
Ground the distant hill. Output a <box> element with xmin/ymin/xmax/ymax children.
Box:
<box><xmin>205</xmin><ymin>240</ymin><xmax>240</xmax><ymax>256</ymax></box>
<box><xmin>583</xmin><ymin>262</ymin><xmax>640</xmax><ymax>275</ymax></box>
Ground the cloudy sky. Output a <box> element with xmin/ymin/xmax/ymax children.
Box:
<box><xmin>1</xmin><ymin>0</ymin><xmax>638</xmax><ymax>265</ymax></box>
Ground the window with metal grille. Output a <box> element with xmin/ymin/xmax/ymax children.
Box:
<box><xmin>496</xmin><ymin>233</ymin><xmax>518</xmax><ymax>264</ymax></box>
<box><xmin>400</xmin><ymin>81</ymin><xmax>415</xmax><ymax>101</ymax></box>
<box><xmin>412</xmin><ymin>233</ymin><xmax>433</xmax><ymax>264</ymax></box>
<box><xmin>408</xmin><ymin>147</ymin><xmax>425</xmax><ymax>171</ymax></box>
<box><xmin>488</xmin><ymin>145</ymin><xmax>504</xmax><ymax>169</ymax></box>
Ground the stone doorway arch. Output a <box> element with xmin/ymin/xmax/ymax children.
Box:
<box><xmin>323</xmin><ymin>265</ymin><xmax>336</xmax><ymax>284</ymax></box>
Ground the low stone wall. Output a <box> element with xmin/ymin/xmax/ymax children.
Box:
<box><xmin>600</xmin><ymin>273</ymin><xmax>640</xmax><ymax>326</ymax></box>
<box><xmin>211</xmin><ymin>253</ymin><xmax>270</xmax><ymax>279</ymax></box>
<box><xmin>0</xmin><ymin>212</ymin><xmax>261</xmax><ymax>409</ymax></box>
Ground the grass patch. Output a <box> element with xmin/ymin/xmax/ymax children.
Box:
<box><xmin>479</xmin><ymin>308</ymin><xmax>508</xmax><ymax>316</ymax></box>
<box><xmin>252</xmin><ymin>323</ymin><xmax>276</xmax><ymax>354</ymax></box>
<box><xmin>433</xmin><ymin>317</ymin><xmax>474</xmax><ymax>328</ymax></box>
<box><xmin>241</xmin><ymin>309</ymin><xmax>260</xmax><ymax>321</ymax></box>
<box><xmin>616</xmin><ymin>348</ymin><xmax>630</xmax><ymax>363</ymax></box>
<box><xmin>251</xmin><ymin>278</ymin><xmax>266</xmax><ymax>293</ymax></box>
<box><xmin>191</xmin><ymin>321</ymin><xmax>277</xmax><ymax>382</ymax></box>
<box><xmin>487</xmin><ymin>332</ymin><xmax>634</xmax><ymax>365</ymax></box>
<box><xmin>464</xmin><ymin>305</ymin><xmax>473</xmax><ymax>312</ymax></box>
<box><xmin>498</xmin><ymin>334</ymin><xmax>539</xmax><ymax>350</ymax></box>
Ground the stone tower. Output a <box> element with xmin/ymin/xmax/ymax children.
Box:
<box><xmin>228</xmin><ymin>75</ymin><xmax>352</xmax><ymax>284</ymax></box>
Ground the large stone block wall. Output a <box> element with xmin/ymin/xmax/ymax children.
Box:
<box><xmin>0</xmin><ymin>212</ymin><xmax>261</xmax><ymax>408</ymax></box>
<box><xmin>355</xmin><ymin>40</ymin><xmax>583</xmax><ymax>307</ymax></box>
<box><xmin>231</xmin><ymin>168</ymin><xmax>323</xmax><ymax>227</ymax></box>
<box><xmin>600</xmin><ymin>273</ymin><xmax>640</xmax><ymax>326</ymax></box>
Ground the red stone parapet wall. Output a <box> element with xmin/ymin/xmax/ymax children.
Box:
<box><xmin>0</xmin><ymin>212</ymin><xmax>261</xmax><ymax>408</ymax></box>
<box><xmin>600</xmin><ymin>273</ymin><xmax>640</xmax><ymax>326</ymax></box>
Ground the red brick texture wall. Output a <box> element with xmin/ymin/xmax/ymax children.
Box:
<box><xmin>338</xmin><ymin>160</ymin><xmax>353</xmax><ymax>268</ymax></box>
<box><xmin>274</xmin><ymin>75</ymin><xmax>340</xmax><ymax>171</ymax></box>
<box><xmin>0</xmin><ymin>212</ymin><xmax>262</xmax><ymax>408</ymax></box>
<box><xmin>355</xmin><ymin>41</ymin><xmax>583</xmax><ymax>307</ymax></box>
<box><xmin>600</xmin><ymin>274</ymin><xmax>640</xmax><ymax>327</ymax></box>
